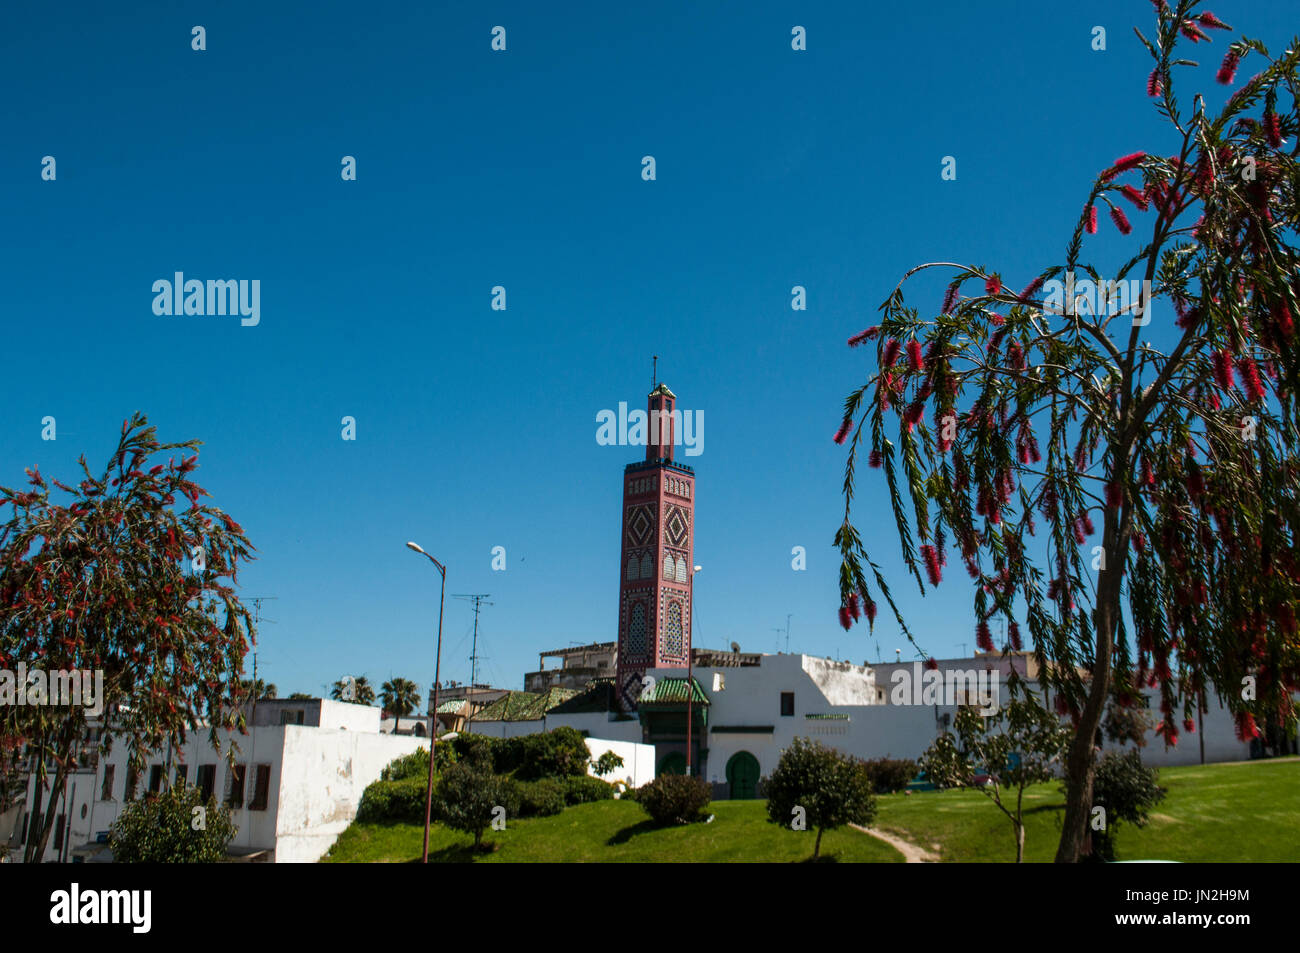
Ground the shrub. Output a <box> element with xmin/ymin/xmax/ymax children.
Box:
<box><xmin>764</xmin><ymin>738</ymin><xmax>876</xmax><ymax>860</ymax></box>
<box><xmin>435</xmin><ymin>761</ymin><xmax>521</xmax><ymax>850</ymax></box>
<box><xmin>862</xmin><ymin>757</ymin><xmax>918</xmax><ymax>794</ymax></box>
<box><xmin>379</xmin><ymin>744</ymin><xmax>454</xmax><ymax>783</ymax></box>
<box><xmin>517</xmin><ymin>779</ymin><xmax>567</xmax><ymax>817</ymax></box>
<box><xmin>638</xmin><ymin>773</ymin><xmax>711</xmax><ymax>826</ymax></box>
<box><xmin>560</xmin><ymin>775</ymin><xmax>614</xmax><ymax>805</ymax></box>
<box><xmin>1087</xmin><ymin>750</ymin><xmax>1166</xmax><ymax>862</ymax></box>
<box><xmin>356</xmin><ymin>776</ymin><xmax>429</xmax><ymax>823</ymax></box>
<box><xmin>108</xmin><ymin>782</ymin><xmax>237</xmax><ymax>863</ymax></box>
<box><xmin>507</xmin><ymin>727</ymin><xmax>592</xmax><ymax>781</ymax></box>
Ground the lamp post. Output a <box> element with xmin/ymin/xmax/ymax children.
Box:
<box><xmin>686</xmin><ymin>565</ymin><xmax>701</xmax><ymax>777</ymax></box>
<box><xmin>407</xmin><ymin>541</ymin><xmax>446</xmax><ymax>864</ymax></box>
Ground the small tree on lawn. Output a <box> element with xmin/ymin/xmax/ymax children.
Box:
<box><xmin>921</xmin><ymin>696</ymin><xmax>1072</xmax><ymax>862</ymax></box>
<box><xmin>380</xmin><ymin>677</ymin><xmax>420</xmax><ymax>733</ymax></box>
<box><xmin>764</xmin><ymin>737</ymin><xmax>876</xmax><ymax>861</ymax></box>
<box><xmin>109</xmin><ymin>781</ymin><xmax>237</xmax><ymax>862</ymax></box>
<box><xmin>0</xmin><ymin>413</ymin><xmax>256</xmax><ymax>864</ymax></box>
<box><xmin>834</xmin><ymin>1</ymin><xmax>1300</xmax><ymax>862</ymax></box>
<box><xmin>592</xmin><ymin>750</ymin><xmax>625</xmax><ymax>778</ymax></box>
<box><xmin>435</xmin><ymin>748</ymin><xmax>520</xmax><ymax>853</ymax></box>
<box><xmin>1087</xmin><ymin>749</ymin><xmax>1166</xmax><ymax>861</ymax></box>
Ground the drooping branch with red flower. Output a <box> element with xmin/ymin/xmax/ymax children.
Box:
<box><xmin>834</xmin><ymin>0</ymin><xmax>1299</xmax><ymax>863</ymax></box>
<box><xmin>0</xmin><ymin>413</ymin><xmax>257</xmax><ymax>862</ymax></box>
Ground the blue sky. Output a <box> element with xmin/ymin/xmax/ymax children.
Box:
<box><xmin>2</xmin><ymin>1</ymin><xmax>1293</xmax><ymax>698</ymax></box>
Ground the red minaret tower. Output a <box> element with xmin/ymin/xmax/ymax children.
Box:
<box><xmin>615</xmin><ymin>382</ymin><xmax>695</xmax><ymax>710</ymax></box>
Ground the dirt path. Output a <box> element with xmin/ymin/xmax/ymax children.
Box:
<box><xmin>849</xmin><ymin>823</ymin><xmax>941</xmax><ymax>863</ymax></box>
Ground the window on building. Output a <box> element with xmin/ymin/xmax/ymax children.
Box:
<box><xmin>226</xmin><ymin>764</ymin><xmax>246</xmax><ymax>809</ymax></box>
<box><xmin>279</xmin><ymin>710</ymin><xmax>305</xmax><ymax>726</ymax></box>
<box><xmin>148</xmin><ymin>765</ymin><xmax>164</xmax><ymax>794</ymax></box>
<box><xmin>196</xmin><ymin>765</ymin><xmax>216</xmax><ymax>801</ymax></box>
<box><xmin>780</xmin><ymin>692</ymin><xmax>795</xmax><ymax>717</ymax></box>
<box><xmin>250</xmin><ymin>764</ymin><xmax>272</xmax><ymax>811</ymax></box>
<box><xmin>175</xmin><ymin>765</ymin><xmax>188</xmax><ymax>787</ymax></box>
<box><xmin>124</xmin><ymin>765</ymin><xmax>139</xmax><ymax>802</ymax></box>
<box><xmin>100</xmin><ymin>764</ymin><xmax>115</xmax><ymax>801</ymax></box>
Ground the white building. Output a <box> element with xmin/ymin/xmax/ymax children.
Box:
<box><xmin>470</xmin><ymin>650</ymin><xmax>1290</xmax><ymax>797</ymax></box>
<box><xmin>8</xmin><ymin>698</ymin><xmax>426</xmax><ymax>863</ymax></box>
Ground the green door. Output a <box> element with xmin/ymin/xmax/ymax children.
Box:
<box><xmin>658</xmin><ymin>751</ymin><xmax>687</xmax><ymax>776</ymax></box>
<box><xmin>726</xmin><ymin>751</ymin><xmax>760</xmax><ymax>799</ymax></box>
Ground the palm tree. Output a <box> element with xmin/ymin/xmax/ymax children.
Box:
<box><xmin>380</xmin><ymin>677</ymin><xmax>421</xmax><ymax>733</ymax></box>
<box><xmin>241</xmin><ymin>678</ymin><xmax>277</xmax><ymax>700</ymax></box>
<box><xmin>330</xmin><ymin>675</ymin><xmax>375</xmax><ymax>706</ymax></box>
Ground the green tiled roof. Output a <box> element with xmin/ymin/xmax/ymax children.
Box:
<box><xmin>436</xmin><ymin>699</ymin><xmax>466</xmax><ymax>713</ymax></box>
<box><xmin>548</xmin><ymin>679</ymin><xmax>619</xmax><ymax>714</ymax></box>
<box><xmin>638</xmin><ymin>676</ymin><xmax>709</xmax><ymax>706</ymax></box>
<box><xmin>474</xmin><ymin>687</ymin><xmax>579</xmax><ymax>722</ymax></box>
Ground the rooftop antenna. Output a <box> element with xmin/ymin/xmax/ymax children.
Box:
<box><xmin>453</xmin><ymin>594</ymin><xmax>493</xmax><ymax>730</ymax></box>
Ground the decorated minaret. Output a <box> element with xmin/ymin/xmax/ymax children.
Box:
<box><xmin>615</xmin><ymin>382</ymin><xmax>695</xmax><ymax>710</ymax></box>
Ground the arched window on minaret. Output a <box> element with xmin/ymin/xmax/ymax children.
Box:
<box><xmin>626</xmin><ymin>556</ymin><xmax>639</xmax><ymax>581</ymax></box>
<box><xmin>628</xmin><ymin>603</ymin><xmax>648</xmax><ymax>656</ymax></box>
<box><xmin>674</xmin><ymin>556</ymin><xmax>688</xmax><ymax>583</ymax></box>
<box><xmin>666</xmin><ymin>602</ymin><xmax>684</xmax><ymax>656</ymax></box>
<box><xmin>640</xmin><ymin>553</ymin><xmax>652</xmax><ymax>578</ymax></box>
<box><xmin>663</xmin><ymin>555</ymin><xmax>674</xmax><ymax>580</ymax></box>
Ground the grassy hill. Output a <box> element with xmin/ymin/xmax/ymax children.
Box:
<box><xmin>322</xmin><ymin>756</ymin><xmax>1299</xmax><ymax>863</ymax></box>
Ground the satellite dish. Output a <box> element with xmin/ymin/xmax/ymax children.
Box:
<box><xmin>730</xmin><ymin>641</ymin><xmax>741</xmax><ymax>653</ymax></box>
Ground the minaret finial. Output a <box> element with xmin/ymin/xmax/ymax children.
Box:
<box><xmin>652</xmin><ymin>355</ymin><xmax>658</xmax><ymax>389</ymax></box>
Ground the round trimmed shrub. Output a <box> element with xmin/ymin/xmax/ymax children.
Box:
<box><xmin>638</xmin><ymin>773</ymin><xmax>711</xmax><ymax>826</ymax></box>
<box><xmin>561</xmin><ymin>775</ymin><xmax>614</xmax><ymax>805</ymax></box>
<box><xmin>517</xmin><ymin>779</ymin><xmax>567</xmax><ymax>817</ymax></box>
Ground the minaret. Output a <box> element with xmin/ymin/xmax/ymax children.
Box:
<box><xmin>615</xmin><ymin>382</ymin><xmax>695</xmax><ymax>710</ymax></box>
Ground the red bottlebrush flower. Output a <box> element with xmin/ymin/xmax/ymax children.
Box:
<box><xmin>1007</xmin><ymin>621</ymin><xmax>1022</xmax><ymax>651</ymax></box>
<box><xmin>1211</xmin><ymin>348</ymin><xmax>1234</xmax><ymax>391</ymax></box>
<box><xmin>975</xmin><ymin>620</ymin><xmax>994</xmax><ymax>653</ymax></box>
<box><xmin>1237</xmin><ymin>356</ymin><xmax>1265</xmax><ymax>402</ymax></box>
<box><xmin>1183</xmin><ymin>717</ymin><xmax>1196</xmax><ymax>733</ymax></box>
<box><xmin>865</xmin><ymin>599</ymin><xmax>878</xmax><ymax>624</ymax></box>
<box><xmin>904</xmin><ymin>401</ymin><xmax>924</xmax><ymax>429</ymax></box>
<box><xmin>1119</xmin><ymin>184</ymin><xmax>1149</xmax><ymax>211</ymax></box>
<box><xmin>1007</xmin><ymin>340</ymin><xmax>1024</xmax><ymax>371</ymax></box>
<box><xmin>1264</xmin><ymin>111</ymin><xmax>1282</xmax><ymax>148</ymax></box>
<box><xmin>1018</xmin><ymin>277</ymin><xmax>1044</xmax><ymax>303</ymax></box>
<box><xmin>921</xmin><ymin>544</ymin><xmax>943</xmax><ymax>586</ymax></box>
<box><xmin>1082</xmin><ymin>513</ymin><xmax>1095</xmax><ymax>536</ymax></box>
<box><xmin>868</xmin><ymin>448</ymin><xmax>883</xmax><ymax>468</ymax></box>
<box><xmin>882</xmin><ymin>338</ymin><xmax>901</xmax><ymax>367</ymax></box>
<box><xmin>923</xmin><ymin>657</ymin><xmax>939</xmax><ymax>671</ymax></box>
<box><xmin>1234</xmin><ymin>711</ymin><xmax>1260</xmax><ymax>741</ymax></box>
<box><xmin>1146</xmin><ymin>68</ymin><xmax>1163</xmax><ymax>97</ymax></box>
<box><xmin>1180</xmin><ymin>21</ymin><xmax>1210</xmax><ymax>43</ymax></box>
<box><xmin>1216</xmin><ymin>50</ymin><xmax>1240</xmax><ymax>85</ymax></box>
<box><xmin>1186</xmin><ymin>465</ymin><xmax>1205</xmax><ymax>498</ymax></box>
<box><xmin>1102</xmin><ymin>152</ymin><xmax>1146</xmax><ymax>181</ymax></box>
<box><xmin>1072</xmin><ymin>519</ymin><xmax>1086</xmax><ymax>545</ymax></box>
<box><xmin>907</xmin><ymin>340</ymin><xmax>923</xmax><ymax>373</ymax></box>
<box><xmin>848</xmin><ymin>326</ymin><xmax>880</xmax><ymax>347</ymax></box>
<box><xmin>838</xmin><ymin>606</ymin><xmax>853</xmax><ymax>631</ymax></box>
<box><xmin>1085</xmin><ymin>204</ymin><xmax>1097</xmax><ymax>234</ymax></box>
<box><xmin>1155</xmin><ymin>722</ymin><xmax>1179</xmax><ymax>746</ymax></box>
<box><xmin>941</xmin><ymin>282</ymin><xmax>961</xmax><ymax>315</ymax></box>
<box><xmin>1198</xmin><ymin>11</ymin><xmax>1230</xmax><ymax>30</ymax></box>
<box><xmin>1109</xmin><ymin>206</ymin><xmax>1132</xmax><ymax>235</ymax></box>
<box><xmin>1106</xmin><ymin>482</ymin><xmax>1123</xmax><ymax>510</ymax></box>
<box><xmin>848</xmin><ymin>592</ymin><xmax>862</xmax><ymax>621</ymax></box>
<box><xmin>833</xmin><ymin>416</ymin><xmax>853</xmax><ymax>445</ymax></box>
<box><xmin>1275</xmin><ymin>303</ymin><xmax>1295</xmax><ymax>340</ymax></box>
<box><xmin>985</xmin><ymin>275</ymin><xmax>1001</xmax><ymax>296</ymax></box>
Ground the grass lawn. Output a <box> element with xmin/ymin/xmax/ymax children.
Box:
<box><xmin>322</xmin><ymin>757</ymin><xmax>1298</xmax><ymax>863</ymax></box>
<box><xmin>874</xmin><ymin>756</ymin><xmax>1300</xmax><ymax>863</ymax></box>
<box><xmin>322</xmin><ymin>798</ymin><xmax>905</xmax><ymax>863</ymax></box>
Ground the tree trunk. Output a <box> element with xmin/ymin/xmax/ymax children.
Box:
<box><xmin>813</xmin><ymin>827</ymin><xmax>824</xmax><ymax>861</ymax></box>
<box><xmin>1015</xmin><ymin>820</ymin><xmax>1025</xmax><ymax>864</ymax></box>
<box><xmin>1055</xmin><ymin>518</ymin><xmax>1125</xmax><ymax>862</ymax></box>
<box><xmin>25</xmin><ymin>758</ymin><xmax>69</xmax><ymax>864</ymax></box>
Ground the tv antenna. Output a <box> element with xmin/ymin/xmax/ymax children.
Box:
<box><xmin>453</xmin><ymin>594</ymin><xmax>493</xmax><ymax>730</ymax></box>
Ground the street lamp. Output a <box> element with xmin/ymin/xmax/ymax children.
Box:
<box><xmin>407</xmin><ymin>541</ymin><xmax>446</xmax><ymax>865</ymax></box>
<box><xmin>686</xmin><ymin>565</ymin><xmax>701</xmax><ymax>777</ymax></box>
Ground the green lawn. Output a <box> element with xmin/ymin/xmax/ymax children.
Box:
<box><xmin>322</xmin><ymin>757</ymin><xmax>1298</xmax><ymax>863</ymax></box>
<box><xmin>874</xmin><ymin>756</ymin><xmax>1300</xmax><ymax>863</ymax></box>
<box><xmin>322</xmin><ymin>798</ymin><xmax>905</xmax><ymax>863</ymax></box>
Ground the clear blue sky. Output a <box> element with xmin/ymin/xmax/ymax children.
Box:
<box><xmin>3</xmin><ymin>1</ymin><xmax>1292</xmax><ymax>698</ymax></box>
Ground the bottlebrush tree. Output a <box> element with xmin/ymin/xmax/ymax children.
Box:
<box><xmin>833</xmin><ymin>1</ymin><xmax>1299</xmax><ymax>862</ymax></box>
<box><xmin>0</xmin><ymin>413</ymin><xmax>256</xmax><ymax>862</ymax></box>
